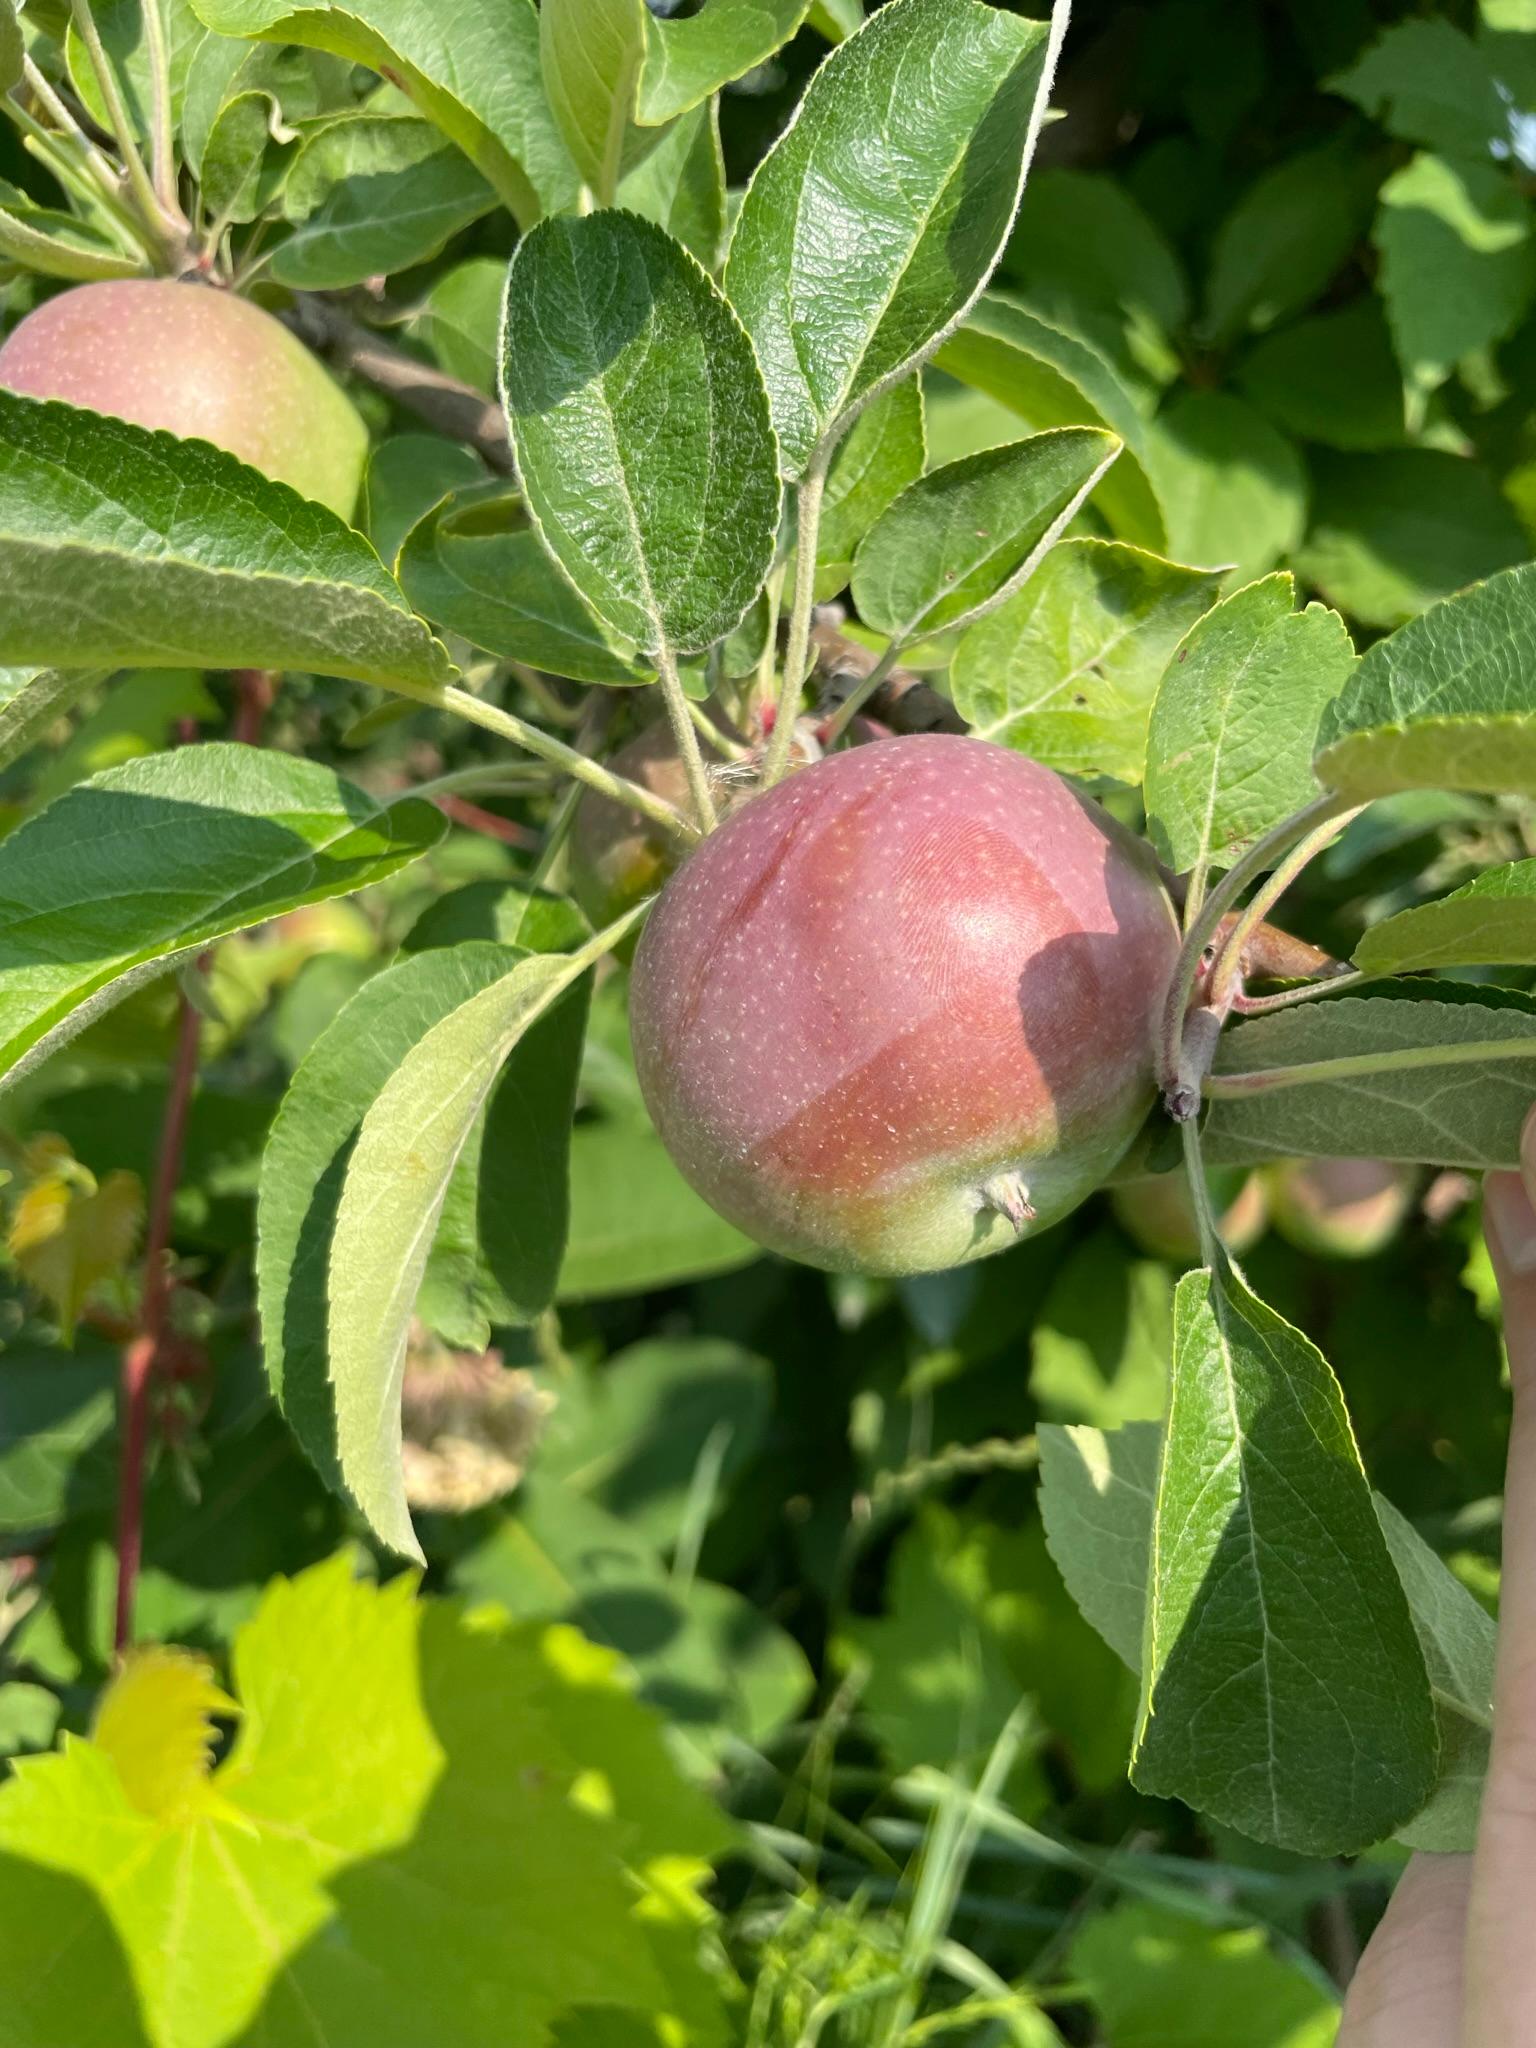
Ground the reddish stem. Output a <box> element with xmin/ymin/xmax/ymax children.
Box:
<box><xmin>435</xmin><ymin>793</ymin><xmax>539</xmax><ymax>849</ymax></box>
<box><xmin>231</xmin><ymin>669</ymin><xmax>275</xmax><ymax>746</ymax></box>
<box><xmin>113</xmin><ymin>990</ymin><xmax>202</xmax><ymax>1652</ymax></box>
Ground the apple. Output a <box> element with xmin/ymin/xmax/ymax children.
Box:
<box><xmin>1268</xmin><ymin>1157</ymin><xmax>1415</xmax><ymax>1260</ymax></box>
<box><xmin>630</xmin><ymin>734</ymin><xmax>1181</xmax><ymax>1276</ymax></box>
<box><xmin>1111</xmin><ymin>1166</ymin><xmax>1268</xmax><ymax>1263</ymax></box>
<box><xmin>0</xmin><ymin>280</ymin><xmax>368</xmax><ymax>517</ymax></box>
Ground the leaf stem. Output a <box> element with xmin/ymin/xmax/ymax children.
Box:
<box><xmin>1205</xmin><ymin>1033</ymin><xmax>1536</xmax><ymax>1100</ymax></box>
<box><xmin>819</xmin><ymin>639</ymin><xmax>902</xmax><ymax>746</ymax></box>
<box><xmin>1180</xmin><ymin>1118</ymin><xmax>1223</xmax><ymax>1271</ymax></box>
<box><xmin>19</xmin><ymin>56</ymin><xmax>133</xmax><ymax>208</ymax></box>
<box><xmin>388</xmin><ymin>677</ymin><xmax>701</xmax><ymax>844</ymax></box>
<box><xmin>70</xmin><ymin>0</ymin><xmax>178</xmax><ymax>261</ymax></box>
<box><xmin>655</xmin><ymin>641</ymin><xmax>717</xmax><ymax>831</ymax></box>
<box><xmin>754</xmin><ymin>557</ymin><xmax>787</xmax><ymax>711</ymax></box>
<box><xmin>762</xmin><ymin>452</ymin><xmax>831</xmax><ymax>787</ymax></box>
<box><xmin>2</xmin><ymin>87</ymin><xmax>148</xmax><ymax>252</ymax></box>
<box><xmin>1234</xmin><ymin>969</ymin><xmax>1369</xmax><ymax>1016</ymax></box>
<box><xmin>1158</xmin><ymin>792</ymin><xmax>1359</xmax><ymax>1115</ymax></box>
<box><xmin>138</xmin><ymin>0</ymin><xmax>179</xmax><ymax>221</ymax></box>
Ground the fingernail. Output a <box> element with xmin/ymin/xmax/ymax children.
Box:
<box><xmin>1487</xmin><ymin>1171</ymin><xmax>1536</xmax><ymax>1275</ymax></box>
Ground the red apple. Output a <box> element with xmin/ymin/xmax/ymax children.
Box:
<box><xmin>0</xmin><ymin>280</ymin><xmax>368</xmax><ymax>517</ymax></box>
<box><xmin>630</xmin><ymin>734</ymin><xmax>1180</xmax><ymax>1275</ymax></box>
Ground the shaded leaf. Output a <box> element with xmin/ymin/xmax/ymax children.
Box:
<box><xmin>1376</xmin><ymin>152</ymin><xmax>1535</xmax><ymax>400</ymax></box>
<box><xmin>1030</xmin><ymin>1232</ymin><xmax>1171</xmax><ymax>1430</ymax></box>
<box><xmin>0</xmin><ymin>668</ymin><xmax>106</xmax><ymax>775</ymax></box>
<box><xmin>1331</xmin><ymin>18</ymin><xmax>1509</xmax><ymax>156</ymax></box>
<box><xmin>1202</xmin><ymin>141</ymin><xmax>1381</xmax><ymax>344</ymax></box>
<box><xmin>617</xmin><ymin>99</ymin><xmax>727</xmax><ymax>269</ymax></box>
<box><xmin>0</xmin><ymin>1345</ymin><xmax>119</xmax><ymax>1532</ymax></box>
<box><xmin>398</xmin><ymin>483</ymin><xmax>653</xmax><ymax>684</ymax></box>
<box><xmin>1071</xmin><ymin>1904</ymin><xmax>1338</xmax><ymax>2048</ymax></box>
<box><xmin>1236</xmin><ymin>300</ymin><xmax>1408</xmax><ymax>453</ymax></box>
<box><xmin>1378</xmin><ymin>1496</ymin><xmax>1494</xmax><ymax>1853</ymax></box>
<box><xmin>0</xmin><ymin>183</ymin><xmax>145</xmax><ymax>281</ymax></box>
<box><xmin>1294</xmin><ymin>448</ymin><xmax>1526</xmax><ymax>632</ymax></box>
<box><xmin>363</xmin><ymin>434</ymin><xmax>484</xmax><ymax>573</ymax></box>
<box><xmin>1037</xmin><ymin>1419</ymin><xmax>1160</xmax><ymax>1671</ymax></box>
<box><xmin>814</xmin><ymin>379</ymin><xmax>925</xmax><ymax>600</ymax></box>
<box><xmin>558</xmin><ymin>1119</ymin><xmax>758</xmax><ymax>1299</ymax></box>
<box><xmin>638</xmin><ymin>0</ymin><xmax>809</xmax><ymax>125</ymax></box>
<box><xmin>325</xmin><ymin>932</ymin><xmax>620</xmax><ymax>1557</ymax></box>
<box><xmin>1146</xmin><ymin>391</ymin><xmax>1308</xmax><ymax>587</ymax></box>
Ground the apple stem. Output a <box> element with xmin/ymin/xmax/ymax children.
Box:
<box><xmin>762</xmin><ymin>451</ymin><xmax>832</xmax><ymax>788</ymax></box>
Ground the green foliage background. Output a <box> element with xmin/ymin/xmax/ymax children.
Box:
<box><xmin>2</xmin><ymin>0</ymin><xmax>1535</xmax><ymax>2041</ymax></box>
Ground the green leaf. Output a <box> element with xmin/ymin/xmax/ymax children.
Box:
<box><xmin>1377</xmin><ymin>1495</ymin><xmax>1494</xmax><ymax>1853</ymax></box>
<box><xmin>934</xmin><ymin>295</ymin><xmax>1167</xmax><ymax>549</ymax></box>
<box><xmin>0</xmin><ymin>392</ymin><xmax>452</xmax><ymax>688</ymax></box>
<box><xmin>187</xmin><ymin>0</ymin><xmax>578</xmax><ymax>225</ymax></box>
<box><xmin>417</xmin><ymin>254</ymin><xmax>504</xmax><ymax>392</ymax></box>
<box><xmin>0</xmin><ymin>1346</ymin><xmax>118</xmax><ymax>1532</ymax></box>
<box><xmin>1145</xmin><ymin>575</ymin><xmax>1356</xmax><ymax>879</ymax></box>
<box><xmin>1204</xmin><ymin>989</ymin><xmax>1536</xmax><ymax>1171</ymax></box>
<box><xmin>1202</xmin><ymin>141</ymin><xmax>1382</xmax><ymax>344</ymax></box>
<box><xmin>535</xmin><ymin>1336</ymin><xmax>772</xmax><ymax>1549</ymax></box>
<box><xmin>1030</xmin><ymin>1233</ymin><xmax>1171</xmax><ymax>1430</ymax></box>
<box><xmin>1071</xmin><ymin>1904</ymin><xmax>1339</xmax><ymax>2048</ymax></box>
<box><xmin>65</xmin><ymin>0</ymin><xmax>207</xmax><ymax>143</ymax></box>
<box><xmin>1331</xmin><ymin>18</ymin><xmax>1509</xmax><ymax>157</ymax></box>
<box><xmin>259</xmin><ymin>920</ymin><xmax>586</xmax><ymax>1491</ymax></box>
<box><xmin>197</xmin><ymin>90</ymin><xmax>278</xmax><ymax>226</ymax></box>
<box><xmin>1355</xmin><ymin>859</ymin><xmax>1536</xmax><ymax>976</ymax></box>
<box><xmin>452</xmin><ymin>1480</ymin><xmax>811</xmax><ymax>1762</ymax></box>
<box><xmin>363</xmin><ymin>434</ymin><xmax>484</xmax><ymax>573</ymax></box>
<box><xmin>1315</xmin><ymin>561</ymin><xmax>1536</xmax><ymax>797</ymax></box>
<box><xmin>398</xmin><ymin>483</ymin><xmax>654</xmax><ymax>684</ymax></box>
<box><xmin>539</xmin><ymin>0</ymin><xmax>648</xmax><ymax>200</ymax></box>
<box><xmin>813</xmin><ymin>379</ymin><xmax>925</xmax><ymax>600</ymax></box>
<box><xmin>638</xmin><ymin>0</ymin><xmax>809</xmax><ymax>125</ymax></box>
<box><xmin>1132</xmin><ymin>1263</ymin><xmax>1437</xmax><ymax>1854</ymax></box>
<box><xmin>1235</xmin><ymin>301</ymin><xmax>1408</xmax><ymax>453</ymax></box>
<box><xmin>723</xmin><ymin>0</ymin><xmax>1055</xmax><ymax>477</ymax></box>
<box><xmin>0</xmin><ymin>667</ymin><xmax>106</xmax><ymax>774</ymax></box>
<box><xmin>950</xmin><ymin>538</ymin><xmax>1220</xmax><ymax>783</ymax></box>
<box><xmin>1004</xmin><ymin>168</ymin><xmax>1189</xmax><ymax>338</ymax></box>
<box><xmin>1294</xmin><ymin>449</ymin><xmax>1526</xmax><ymax>632</ymax></box>
<box><xmin>325</xmin><ymin>933</ymin><xmax>620</xmax><ymax>1558</ymax></box>
<box><xmin>0</xmin><ymin>185</ymin><xmax>145</xmax><ymax>281</ymax></box>
<box><xmin>558</xmin><ymin>1118</ymin><xmax>758</xmax><ymax>1299</ymax></box>
<box><xmin>501</xmin><ymin>209</ymin><xmax>780</xmax><ymax>657</ymax></box>
<box><xmin>1146</xmin><ymin>392</ymin><xmax>1308</xmax><ymax>587</ymax></box>
<box><xmin>180</xmin><ymin>37</ymin><xmax>357</xmax><ymax>176</ymax></box>
<box><xmin>0</xmin><ymin>1554</ymin><xmax>734</xmax><ymax>2045</ymax></box>
<box><xmin>1037</xmin><ymin>1420</ymin><xmax>1161</xmax><ymax>1671</ymax></box>
<box><xmin>616</xmin><ymin>99</ymin><xmax>726</xmax><ymax>269</ymax></box>
<box><xmin>1376</xmin><ymin>153</ymin><xmax>1536</xmax><ymax>401</ymax></box>
<box><xmin>838</xmin><ymin>1505</ymin><xmax>1044</xmax><ymax>1775</ymax></box>
<box><xmin>0</xmin><ymin>0</ymin><xmax>20</xmax><ymax>93</ymax></box>
<box><xmin>0</xmin><ymin>743</ymin><xmax>442</xmax><ymax>1096</ymax></box>
<box><xmin>850</xmin><ymin>426</ymin><xmax>1117</xmax><ymax>642</ymax></box>
<box><xmin>270</xmin><ymin>111</ymin><xmax>497</xmax><ymax>289</ymax></box>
